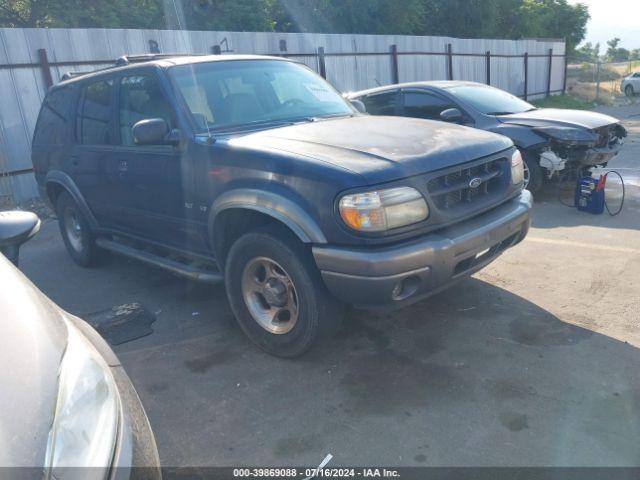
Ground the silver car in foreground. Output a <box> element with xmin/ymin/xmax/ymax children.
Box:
<box><xmin>0</xmin><ymin>211</ymin><xmax>160</xmax><ymax>479</ymax></box>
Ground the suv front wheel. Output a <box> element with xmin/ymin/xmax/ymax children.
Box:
<box><xmin>224</xmin><ymin>224</ymin><xmax>343</xmax><ymax>357</ymax></box>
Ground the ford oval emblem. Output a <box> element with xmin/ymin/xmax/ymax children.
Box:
<box><xmin>469</xmin><ymin>177</ymin><xmax>482</xmax><ymax>188</ymax></box>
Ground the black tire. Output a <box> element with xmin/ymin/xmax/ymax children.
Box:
<box><xmin>224</xmin><ymin>224</ymin><xmax>343</xmax><ymax>357</ymax></box>
<box><xmin>521</xmin><ymin>150</ymin><xmax>544</xmax><ymax>194</ymax></box>
<box><xmin>56</xmin><ymin>191</ymin><xmax>98</xmax><ymax>267</ymax></box>
<box><xmin>625</xmin><ymin>85</ymin><xmax>635</xmax><ymax>97</ymax></box>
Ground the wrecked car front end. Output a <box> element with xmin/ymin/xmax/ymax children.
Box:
<box><xmin>533</xmin><ymin>123</ymin><xmax>626</xmax><ymax>168</ymax></box>
<box><xmin>495</xmin><ymin>110</ymin><xmax>627</xmax><ymax>184</ymax></box>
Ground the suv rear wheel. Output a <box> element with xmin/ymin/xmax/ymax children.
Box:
<box><xmin>56</xmin><ymin>192</ymin><xmax>98</xmax><ymax>267</ymax></box>
<box><xmin>224</xmin><ymin>224</ymin><xmax>343</xmax><ymax>357</ymax></box>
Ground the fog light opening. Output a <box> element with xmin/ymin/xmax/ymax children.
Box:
<box><xmin>392</xmin><ymin>275</ymin><xmax>421</xmax><ymax>301</ymax></box>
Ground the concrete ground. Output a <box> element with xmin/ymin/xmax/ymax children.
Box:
<box><xmin>19</xmin><ymin>106</ymin><xmax>640</xmax><ymax>467</ymax></box>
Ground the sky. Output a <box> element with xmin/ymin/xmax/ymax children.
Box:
<box><xmin>569</xmin><ymin>0</ymin><xmax>640</xmax><ymax>50</ymax></box>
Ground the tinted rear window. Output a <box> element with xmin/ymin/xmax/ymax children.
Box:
<box><xmin>33</xmin><ymin>87</ymin><xmax>74</xmax><ymax>146</ymax></box>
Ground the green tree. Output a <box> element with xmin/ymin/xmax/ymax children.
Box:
<box><xmin>574</xmin><ymin>41</ymin><xmax>600</xmax><ymax>62</ymax></box>
<box><xmin>0</xmin><ymin>0</ymin><xmax>165</xmax><ymax>27</ymax></box>
<box><xmin>606</xmin><ymin>37</ymin><xmax>630</xmax><ymax>62</ymax></box>
<box><xmin>0</xmin><ymin>0</ymin><xmax>591</xmax><ymax>55</ymax></box>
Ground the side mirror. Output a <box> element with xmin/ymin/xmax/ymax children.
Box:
<box><xmin>132</xmin><ymin>118</ymin><xmax>174</xmax><ymax>145</ymax></box>
<box><xmin>0</xmin><ymin>211</ymin><xmax>40</xmax><ymax>266</ymax></box>
<box><xmin>350</xmin><ymin>99</ymin><xmax>367</xmax><ymax>114</ymax></box>
<box><xmin>440</xmin><ymin>108</ymin><xmax>464</xmax><ymax>123</ymax></box>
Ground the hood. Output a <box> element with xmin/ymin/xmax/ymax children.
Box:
<box><xmin>498</xmin><ymin>108</ymin><xmax>619</xmax><ymax>130</ymax></box>
<box><xmin>0</xmin><ymin>254</ymin><xmax>67</xmax><ymax>467</ymax></box>
<box><xmin>229</xmin><ymin>115</ymin><xmax>513</xmax><ymax>184</ymax></box>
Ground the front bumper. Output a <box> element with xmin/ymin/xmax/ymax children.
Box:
<box><xmin>313</xmin><ymin>190</ymin><xmax>532</xmax><ymax>308</ymax></box>
<box><xmin>579</xmin><ymin>144</ymin><xmax>622</xmax><ymax>166</ymax></box>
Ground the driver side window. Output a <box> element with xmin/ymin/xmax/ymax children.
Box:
<box><xmin>119</xmin><ymin>75</ymin><xmax>174</xmax><ymax>146</ymax></box>
<box><xmin>401</xmin><ymin>91</ymin><xmax>458</xmax><ymax>121</ymax></box>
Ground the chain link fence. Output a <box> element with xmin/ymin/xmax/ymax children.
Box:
<box><xmin>566</xmin><ymin>59</ymin><xmax>640</xmax><ymax>105</ymax></box>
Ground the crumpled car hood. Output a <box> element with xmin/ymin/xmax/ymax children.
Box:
<box><xmin>229</xmin><ymin>115</ymin><xmax>513</xmax><ymax>184</ymax></box>
<box><xmin>498</xmin><ymin>108</ymin><xmax>619</xmax><ymax>130</ymax></box>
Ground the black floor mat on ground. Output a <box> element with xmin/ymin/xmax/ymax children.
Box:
<box><xmin>87</xmin><ymin>302</ymin><xmax>156</xmax><ymax>345</ymax></box>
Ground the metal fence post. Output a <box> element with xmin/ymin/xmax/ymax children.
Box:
<box><xmin>446</xmin><ymin>43</ymin><xmax>453</xmax><ymax>80</ymax></box>
<box><xmin>390</xmin><ymin>44</ymin><xmax>399</xmax><ymax>84</ymax></box>
<box><xmin>595</xmin><ymin>61</ymin><xmax>601</xmax><ymax>102</ymax></box>
<box><xmin>317</xmin><ymin>46</ymin><xmax>326</xmax><ymax>79</ymax></box>
<box><xmin>562</xmin><ymin>52</ymin><xmax>568</xmax><ymax>94</ymax></box>
<box><xmin>546</xmin><ymin>48</ymin><xmax>553</xmax><ymax>97</ymax></box>
<box><xmin>485</xmin><ymin>50</ymin><xmax>491</xmax><ymax>85</ymax></box>
<box><xmin>523</xmin><ymin>52</ymin><xmax>529</xmax><ymax>100</ymax></box>
<box><xmin>37</xmin><ymin>48</ymin><xmax>53</xmax><ymax>88</ymax></box>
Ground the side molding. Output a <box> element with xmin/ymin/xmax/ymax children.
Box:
<box><xmin>45</xmin><ymin>170</ymin><xmax>99</xmax><ymax>229</ymax></box>
<box><xmin>210</xmin><ymin>189</ymin><xmax>327</xmax><ymax>244</ymax></box>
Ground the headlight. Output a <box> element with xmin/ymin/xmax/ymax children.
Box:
<box><xmin>511</xmin><ymin>150</ymin><xmax>524</xmax><ymax>185</ymax></box>
<box><xmin>339</xmin><ymin>186</ymin><xmax>428</xmax><ymax>232</ymax></box>
<box><xmin>533</xmin><ymin>126</ymin><xmax>598</xmax><ymax>144</ymax></box>
<box><xmin>45</xmin><ymin>318</ymin><xmax>119</xmax><ymax>475</ymax></box>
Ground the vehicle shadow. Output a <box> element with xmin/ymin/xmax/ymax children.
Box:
<box><xmin>115</xmin><ymin>274</ymin><xmax>640</xmax><ymax>468</ymax></box>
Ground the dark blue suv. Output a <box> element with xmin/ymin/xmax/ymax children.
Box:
<box><xmin>33</xmin><ymin>54</ymin><xmax>532</xmax><ymax>357</ymax></box>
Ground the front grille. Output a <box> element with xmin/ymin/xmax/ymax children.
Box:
<box><xmin>427</xmin><ymin>158</ymin><xmax>507</xmax><ymax>211</ymax></box>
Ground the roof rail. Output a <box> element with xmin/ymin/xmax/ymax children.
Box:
<box><xmin>115</xmin><ymin>53</ymin><xmax>205</xmax><ymax>66</ymax></box>
<box><xmin>60</xmin><ymin>53</ymin><xmax>206</xmax><ymax>82</ymax></box>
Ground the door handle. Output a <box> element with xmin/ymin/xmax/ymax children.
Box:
<box><xmin>118</xmin><ymin>160</ymin><xmax>129</xmax><ymax>173</ymax></box>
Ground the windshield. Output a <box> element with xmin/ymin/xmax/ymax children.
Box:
<box><xmin>448</xmin><ymin>84</ymin><xmax>535</xmax><ymax>115</ymax></box>
<box><xmin>169</xmin><ymin>59</ymin><xmax>353</xmax><ymax>132</ymax></box>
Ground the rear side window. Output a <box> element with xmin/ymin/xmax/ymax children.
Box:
<box><xmin>402</xmin><ymin>91</ymin><xmax>457</xmax><ymax>120</ymax></box>
<box><xmin>361</xmin><ymin>91</ymin><xmax>398</xmax><ymax>115</ymax></box>
<box><xmin>33</xmin><ymin>87</ymin><xmax>74</xmax><ymax>146</ymax></box>
<box><xmin>77</xmin><ymin>79</ymin><xmax>113</xmax><ymax>145</ymax></box>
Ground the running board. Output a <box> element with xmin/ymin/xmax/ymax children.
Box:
<box><xmin>96</xmin><ymin>238</ymin><xmax>223</xmax><ymax>284</ymax></box>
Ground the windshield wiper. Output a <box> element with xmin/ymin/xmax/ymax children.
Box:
<box><xmin>209</xmin><ymin>113</ymin><xmax>352</xmax><ymax>134</ymax></box>
<box><xmin>312</xmin><ymin>112</ymin><xmax>354</xmax><ymax>120</ymax></box>
<box><xmin>209</xmin><ymin>117</ymin><xmax>314</xmax><ymax>133</ymax></box>
<box><xmin>486</xmin><ymin>111</ymin><xmax>516</xmax><ymax>116</ymax></box>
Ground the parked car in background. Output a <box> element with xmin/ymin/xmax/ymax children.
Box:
<box><xmin>0</xmin><ymin>212</ymin><xmax>160</xmax><ymax>477</ymax></box>
<box><xmin>34</xmin><ymin>54</ymin><xmax>531</xmax><ymax>357</ymax></box>
<box><xmin>348</xmin><ymin>81</ymin><xmax>626</xmax><ymax>192</ymax></box>
<box><xmin>621</xmin><ymin>72</ymin><xmax>640</xmax><ymax>97</ymax></box>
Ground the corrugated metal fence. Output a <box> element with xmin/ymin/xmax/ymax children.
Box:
<box><xmin>0</xmin><ymin>28</ymin><xmax>566</xmax><ymax>204</ymax></box>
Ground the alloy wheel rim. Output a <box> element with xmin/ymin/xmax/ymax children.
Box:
<box><xmin>241</xmin><ymin>257</ymin><xmax>299</xmax><ymax>334</ymax></box>
<box><xmin>63</xmin><ymin>207</ymin><xmax>84</xmax><ymax>252</ymax></box>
